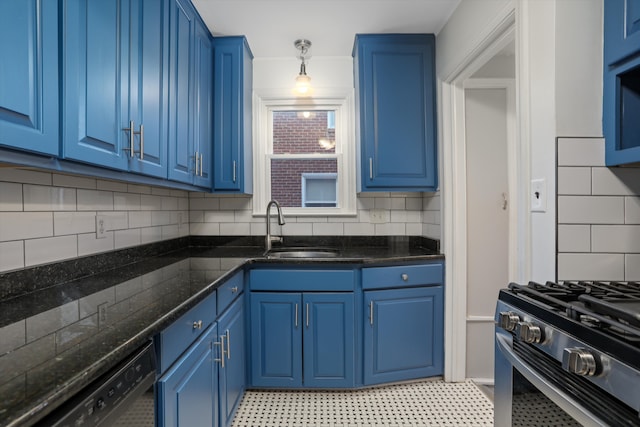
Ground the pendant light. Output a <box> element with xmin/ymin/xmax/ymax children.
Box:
<box><xmin>294</xmin><ymin>39</ymin><xmax>312</xmax><ymax>96</ymax></box>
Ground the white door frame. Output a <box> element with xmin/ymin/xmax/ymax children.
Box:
<box><xmin>441</xmin><ymin>4</ymin><xmax>532</xmax><ymax>382</ymax></box>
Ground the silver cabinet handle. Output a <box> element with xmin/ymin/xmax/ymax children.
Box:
<box><xmin>199</xmin><ymin>153</ymin><xmax>204</xmax><ymax>177</ymax></box>
<box><xmin>193</xmin><ymin>320</ymin><xmax>203</xmax><ymax>329</ymax></box>
<box><xmin>232</xmin><ymin>160</ymin><xmax>237</xmax><ymax>183</ymax></box>
<box><xmin>122</xmin><ymin>120</ymin><xmax>135</xmax><ymax>157</ymax></box>
<box><xmin>401</xmin><ymin>273</ymin><xmax>409</xmax><ymax>282</ymax></box>
<box><xmin>306</xmin><ymin>303</ymin><xmax>309</xmax><ymax>328</ymax></box>
<box><xmin>295</xmin><ymin>303</ymin><xmax>299</xmax><ymax>328</ymax></box>
<box><xmin>369</xmin><ymin>301</ymin><xmax>374</xmax><ymax>325</ymax></box>
<box><xmin>214</xmin><ymin>335</ymin><xmax>226</xmax><ymax>368</ymax></box>
<box><xmin>226</xmin><ymin>329</ymin><xmax>231</xmax><ymax>360</ymax></box>
<box><xmin>231</xmin><ymin>286</ymin><xmax>238</xmax><ymax>293</ymax></box>
<box><xmin>194</xmin><ymin>151</ymin><xmax>199</xmax><ymax>176</ymax></box>
<box><xmin>369</xmin><ymin>157</ymin><xmax>373</xmax><ymax>180</ymax></box>
<box><xmin>139</xmin><ymin>124</ymin><xmax>144</xmax><ymax>160</ymax></box>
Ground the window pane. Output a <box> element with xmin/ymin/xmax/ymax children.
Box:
<box><xmin>306</xmin><ymin>178</ymin><xmax>336</xmax><ymax>202</ymax></box>
<box><xmin>272</xmin><ymin>110</ymin><xmax>336</xmax><ymax>154</ymax></box>
<box><xmin>271</xmin><ymin>159</ymin><xmax>338</xmax><ymax>207</ymax></box>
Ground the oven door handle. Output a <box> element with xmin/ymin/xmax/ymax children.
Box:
<box><xmin>495</xmin><ymin>333</ymin><xmax>607</xmax><ymax>427</ymax></box>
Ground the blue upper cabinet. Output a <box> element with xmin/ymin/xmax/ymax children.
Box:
<box><xmin>193</xmin><ymin>22</ymin><xmax>214</xmax><ymax>188</ymax></box>
<box><xmin>63</xmin><ymin>0</ymin><xmax>167</xmax><ymax>177</ymax></box>
<box><xmin>604</xmin><ymin>0</ymin><xmax>640</xmax><ymax>66</ymax></box>
<box><xmin>213</xmin><ymin>37</ymin><xmax>253</xmax><ymax>193</ymax></box>
<box><xmin>603</xmin><ymin>0</ymin><xmax>640</xmax><ymax>166</ymax></box>
<box><xmin>353</xmin><ymin>34</ymin><xmax>437</xmax><ymax>192</ymax></box>
<box><xmin>0</xmin><ymin>0</ymin><xmax>59</xmax><ymax>156</ymax></box>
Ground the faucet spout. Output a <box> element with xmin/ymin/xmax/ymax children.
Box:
<box><xmin>265</xmin><ymin>200</ymin><xmax>285</xmax><ymax>253</ymax></box>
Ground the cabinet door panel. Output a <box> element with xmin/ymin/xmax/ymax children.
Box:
<box><xmin>0</xmin><ymin>0</ymin><xmax>58</xmax><ymax>155</ymax></box>
<box><xmin>250</xmin><ymin>292</ymin><xmax>302</xmax><ymax>387</ymax></box>
<box><xmin>303</xmin><ymin>293</ymin><xmax>355</xmax><ymax>388</ymax></box>
<box><xmin>218</xmin><ymin>298</ymin><xmax>245</xmax><ymax>427</ymax></box>
<box><xmin>364</xmin><ymin>286</ymin><xmax>444</xmax><ymax>385</ymax></box>
<box><xmin>167</xmin><ymin>0</ymin><xmax>195</xmax><ymax>183</ymax></box>
<box><xmin>157</xmin><ymin>324</ymin><xmax>217</xmax><ymax>427</ymax></box>
<box><xmin>63</xmin><ymin>0</ymin><xmax>129</xmax><ymax>170</ymax></box>
<box><xmin>605</xmin><ymin>0</ymin><xmax>640</xmax><ymax>65</ymax></box>
<box><xmin>194</xmin><ymin>22</ymin><xmax>213</xmax><ymax>188</ymax></box>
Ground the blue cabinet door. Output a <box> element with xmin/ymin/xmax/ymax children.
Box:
<box><xmin>167</xmin><ymin>0</ymin><xmax>196</xmax><ymax>184</ymax></box>
<box><xmin>213</xmin><ymin>37</ymin><xmax>253</xmax><ymax>193</ymax></box>
<box><xmin>218</xmin><ymin>298</ymin><xmax>245</xmax><ymax>427</ymax></box>
<box><xmin>363</xmin><ymin>286</ymin><xmax>444</xmax><ymax>385</ymax></box>
<box><xmin>128</xmin><ymin>0</ymin><xmax>168</xmax><ymax>178</ymax></box>
<box><xmin>0</xmin><ymin>0</ymin><xmax>59</xmax><ymax>156</ymax></box>
<box><xmin>193</xmin><ymin>21</ymin><xmax>213</xmax><ymax>188</ymax></box>
<box><xmin>353</xmin><ymin>34</ymin><xmax>437</xmax><ymax>192</ymax></box>
<box><xmin>604</xmin><ymin>0</ymin><xmax>640</xmax><ymax>66</ymax></box>
<box><xmin>157</xmin><ymin>324</ymin><xmax>218</xmax><ymax>427</ymax></box>
<box><xmin>303</xmin><ymin>293</ymin><xmax>355</xmax><ymax>388</ymax></box>
<box><xmin>63</xmin><ymin>0</ymin><xmax>130</xmax><ymax>170</ymax></box>
<box><xmin>250</xmin><ymin>292</ymin><xmax>302</xmax><ymax>387</ymax></box>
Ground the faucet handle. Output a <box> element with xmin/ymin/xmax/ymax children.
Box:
<box><xmin>270</xmin><ymin>236</ymin><xmax>283</xmax><ymax>244</ymax></box>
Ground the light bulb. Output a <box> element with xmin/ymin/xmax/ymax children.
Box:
<box><xmin>295</xmin><ymin>74</ymin><xmax>311</xmax><ymax>95</ymax></box>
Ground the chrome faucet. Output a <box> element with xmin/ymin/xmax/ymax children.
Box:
<box><xmin>265</xmin><ymin>200</ymin><xmax>285</xmax><ymax>253</ymax></box>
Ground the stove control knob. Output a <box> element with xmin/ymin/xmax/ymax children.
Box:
<box><xmin>498</xmin><ymin>311</ymin><xmax>520</xmax><ymax>331</ymax></box>
<box><xmin>515</xmin><ymin>322</ymin><xmax>543</xmax><ymax>343</ymax></box>
<box><xmin>562</xmin><ymin>348</ymin><xmax>597</xmax><ymax>376</ymax></box>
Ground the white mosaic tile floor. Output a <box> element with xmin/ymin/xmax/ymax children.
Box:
<box><xmin>231</xmin><ymin>380</ymin><xmax>494</xmax><ymax>427</ymax></box>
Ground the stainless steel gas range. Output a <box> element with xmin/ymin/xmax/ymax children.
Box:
<box><xmin>495</xmin><ymin>281</ymin><xmax>640</xmax><ymax>427</ymax></box>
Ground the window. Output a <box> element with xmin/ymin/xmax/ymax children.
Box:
<box><xmin>253</xmin><ymin>93</ymin><xmax>356</xmax><ymax>216</ymax></box>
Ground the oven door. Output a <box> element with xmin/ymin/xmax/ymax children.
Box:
<box><xmin>495</xmin><ymin>329</ymin><xmax>605</xmax><ymax>427</ymax></box>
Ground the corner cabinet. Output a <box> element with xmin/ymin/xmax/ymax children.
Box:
<box><xmin>212</xmin><ymin>37</ymin><xmax>253</xmax><ymax>193</ymax></box>
<box><xmin>0</xmin><ymin>0</ymin><xmax>59</xmax><ymax>156</ymax></box>
<box><xmin>603</xmin><ymin>0</ymin><xmax>640</xmax><ymax>166</ymax></box>
<box><xmin>63</xmin><ymin>0</ymin><xmax>167</xmax><ymax>177</ymax></box>
<box><xmin>353</xmin><ymin>34</ymin><xmax>438</xmax><ymax>192</ymax></box>
<box><xmin>362</xmin><ymin>263</ymin><xmax>444</xmax><ymax>385</ymax></box>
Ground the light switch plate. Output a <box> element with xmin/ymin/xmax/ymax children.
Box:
<box><xmin>531</xmin><ymin>178</ymin><xmax>546</xmax><ymax>212</ymax></box>
<box><xmin>370</xmin><ymin>209</ymin><xmax>388</xmax><ymax>224</ymax></box>
<box><xmin>96</xmin><ymin>215</ymin><xmax>107</xmax><ymax>239</ymax></box>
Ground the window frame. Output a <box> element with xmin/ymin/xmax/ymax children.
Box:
<box><xmin>252</xmin><ymin>91</ymin><xmax>357</xmax><ymax>216</ymax></box>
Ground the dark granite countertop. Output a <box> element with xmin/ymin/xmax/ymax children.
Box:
<box><xmin>0</xmin><ymin>236</ymin><xmax>442</xmax><ymax>427</ymax></box>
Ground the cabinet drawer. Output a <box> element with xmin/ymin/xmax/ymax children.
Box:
<box><xmin>362</xmin><ymin>263</ymin><xmax>443</xmax><ymax>290</ymax></box>
<box><xmin>157</xmin><ymin>292</ymin><xmax>217</xmax><ymax>373</ymax></box>
<box><xmin>217</xmin><ymin>271</ymin><xmax>244</xmax><ymax>314</ymax></box>
<box><xmin>250</xmin><ymin>269</ymin><xmax>355</xmax><ymax>291</ymax></box>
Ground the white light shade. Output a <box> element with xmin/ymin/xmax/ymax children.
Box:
<box><xmin>295</xmin><ymin>73</ymin><xmax>311</xmax><ymax>95</ymax></box>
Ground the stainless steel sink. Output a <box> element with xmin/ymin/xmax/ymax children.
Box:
<box><xmin>266</xmin><ymin>248</ymin><xmax>339</xmax><ymax>259</ymax></box>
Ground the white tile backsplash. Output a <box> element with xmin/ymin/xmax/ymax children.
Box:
<box><xmin>592</xmin><ymin>225</ymin><xmax>640</xmax><ymax>253</ymax></box>
<box><xmin>625</xmin><ymin>197</ymin><xmax>640</xmax><ymax>224</ymax></box>
<box><xmin>77</xmin><ymin>189</ymin><xmax>114</xmax><ymax>211</ymax></box>
<box><xmin>0</xmin><ymin>241</ymin><xmax>25</xmax><ymax>271</ymax></box>
<box><xmin>557</xmin><ymin>167</ymin><xmax>591</xmax><ymax>195</ymax></box>
<box><xmin>558</xmin><ymin>253</ymin><xmax>624</xmax><ymax>281</ymax></box>
<box><xmin>0</xmin><ymin>183</ymin><xmax>23</xmax><ymax>211</ymax></box>
<box><xmin>557</xmin><ymin>138</ymin><xmax>605</xmax><ymax>166</ymax></box>
<box><xmin>25</xmin><ymin>235</ymin><xmax>78</xmax><ymax>267</ymax></box>
<box><xmin>557</xmin><ymin>224</ymin><xmax>590</xmax><ymax>252</ymax></box>
<box><xmin>23</xmin><ymin>185</ymin><xmax>76</xmax><ymax>211</ymax></box>
<box><xmin>557</xmin><ymin>196</ymin><xmax>624</xmax><ymax>224</ymax></box>
<box><xmin>0</xmin><ymin>212</ymin><xmax>53</xmax><ymax>241</ymax></box>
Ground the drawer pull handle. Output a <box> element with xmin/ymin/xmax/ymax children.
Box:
<box><xmin>401</xmin><ymin>274</ymin><xmax>409</xmax><ymax>281</ymax></box>
<box><xmin>193</xmin><ymin>320</ymin><xmax>203</xmax><ymax>330</ymax></box>
<box><xmin>231</xmin><ymin>286</ymin><xmax>238</xmax><ymax>293</ymax></box>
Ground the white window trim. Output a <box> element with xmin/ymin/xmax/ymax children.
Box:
<box><xmin>252</xmin><ymin>90</ymin><xmax>357</xmax><ymax>217</ymax></box>
<box><xmin>301</xmin><ymin>172</ymin><xmax>338</xmax><ymax>207</ymax></box>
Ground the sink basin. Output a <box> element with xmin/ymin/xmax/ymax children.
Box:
<box><xmin>266</xmin><ymin>248</ymin><xmax>339</xmax><ymax>259</ymax></box>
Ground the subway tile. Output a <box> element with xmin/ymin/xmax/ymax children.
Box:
<box><xmin>405</xmin><ymin>197</ymin><xmax>423</xmax><ymax>211</ymax></box>
<box><xmin>140</xmin><ymin>194</ymin><xmax>162</xmax><ymax>210</ymax></box>
<box><xmin>77</xmin><ymin>189</ymin><xmax>113</xmax><ymax>211</ymax></box>
<box><xmin>219</xmin><ymin>197</ymin><xmax>252</xmax><ymax>210</ymax></box>
<box><xmin>114</xmin><ymin>192</ymin><xmax>141</xmax><ymax>211</ymax></box>
<box><xmin>626</xmin><ymin>255</ymin><xmax>640</xmax><ymax>281</ymax></box>
<box><xmin>189</xmin><ymin>211</ymin><xmax>204</xmax><ymax>223</ymax></box>
<box><xmin>129</xmin><ymin>211</ymin><xmax>152</xmax><ymax>228</ymax></box>
<box><xmin>78</xmin><ymin>232</ymin><xmax>115</xmax><ymax>256</ymax></box>
<box><xmin>250</xmin><ymin>222</ymin><xmax>267</xmax><ymax>235</ymax></box>
<box><xmin>357</xmin><ymin>197</ymin><xmax>375</xmax><ymax>210</ymax></box>
<box><xmin>423</xmin><ymin>211</ymin><xmax>440</xmax><ymax>224</ymax></box>
<box><xmin>190</xmin><ymin>197</ymin><xmax>220</xmax><ymax>211</ymax></box>
<box><xmin>178</xmin><ymin>197</ymin><xmax>189</xmax><ymax>211</ymax></box>
<box><xmin>25</xmin><ymin>235</ymin><xmax>78</xmax><ymax>267</ymax></box>
<box><xmin>312</xmin><ymin>223</ymin><xmax>344</xmax><ymax>236</ymax></box>
<box><xmin>127</xmin><ymin>184</ymin><xmax>152</xmax><ymax>194</ymax></box>
<box><xmin>557</xmin><ymin>253</ymin><xmax>624</xmax><ymax>281</ymax></box>
<box><xmin>296</xmin><ymin>216</ymin><xmax>327</xmax><ymax>223</ymax></box>
<box><xmin>204</xmin><ymin>211</ymin><xmax>235</xmax><ymax>223</ymax></box>
<box><xmin>424</xmin><ymin>194</ymin><xmax>441</xmax><ymax>210</ymax></box>
<box><xmin>234</xmin><ymin>210</ymin><xmax>259</xmax><ymax>223</ymax></box>
<box><xmin>375</xmin><ymin>223</ymin><xmax>406</xmax><ymax>235</ymax></box>
<box><xmin>54</xmin><ymin>212</ymin><xmax>96</xmax><ymax>236</ymax></box>
<box><xmin>557</xmin><ymin>225</ymin><xmax>590</xmax><ymax>252</ymax></box>
<box><xmin>26</xmin><ymin>301</ymin><xmax>79</xmax><ymax>343</ymax></box>
<box><xmin>115</xmin><ymin>228</ymin><xmax>142</xmax><ymax>249</ymax></box>
<box><xmin>370</xmin><ymin>192</ymin><xmax>391</xmax><ymax>198</ymax></box>
<box><xmin>161</xmin><ymin>196</ymin><xmax>178</xmax><ymax>211</ymax></box>
<box><xmin>374</xmin><ymin>198</ymin><xmax>392</xmax><ymax>210</ymax></box>
<box><xmin>406</xmin><ymin>223</ymin><xmax>423</xmax><ymax>235</ymax></box>
<box><xmin>151</xmin><ymin>211</ymin><xmax>172</xmax><ymax>226</ymax></box>
<box><xmin>141</xmin><ymin>226</ymin><xmax>164</xmax><ymax>243</ymax></box>
<box><xmin>170</xmin><ymin>189</ymin><xmax>188</xmax><ymax>198</ymax></box>
<box><xmin>0</xmin><ymin>241</ymin><xmax>25</xmax><ymax>272</ymax></box>
<box><xmin>162</xmin><ymin>224</ymin><xmax>180</xmax><ymax>239</ymax></box>
<box><xmin>151</xmin><ymin>187</ymin><xmax>172</xmax><ymax>197</ymax></box>
<box><xmin>0</xmin><ymin>182</ymin><xmax>23</xmax><ymax>211</ymax></box>
<box><xmin>281</xmin><ymin>223</ymin><xmax>312</xmax><ymax>235</ymax></box>
<box><xmin>101</xmin><ymin>211</ymin><xmax>129</xmax><ymax>230</ymax></box>
<box><xmin>0</xmin><ymin>168</ymin><xmax>51</xmax><ymax>185</ymax></box>
<box><xmin>391</xmin><ymin>210</ymin><xmax>422</xmax><ymax>223</ymax></box>
<box><xmin>0</xmin><ymin>212</ymin><xmax>53</xmax><ymax>241</ymax></box>
<box><xmin>23</xmin><ymin>185</ymin><xmax>76</xmax><ymax>211</ymax></box>
<box><xmin>52</xmin><ymin>174</ymin><xmax>96</xmax><ymax>190</ymax></box>
<box><xmin>344</xmin><ymin>223</ymin><xmax>375</xmax><ymax>235</ymax></box>
<box><xmin>423</xmin><ymin>224</ymin><xmax>441</xmax><ymax>239</ymax></box>
<box><xmin>189</xmin><ymin>192</ymin><xmax>205</xmax><ymax>199</ymax></box>
<box><xmin>557</xmin><ymin>167</ymin><xmax>591</xmax><ymax>195</ymax></box>
<box><xmin>557</xmin><ymin>196</ymin><xmax>624</xmax><ymax>224</ymax></box>
<box><xmin>626</xmin><ymin>197</ymin><xmax>640</xmax><ymax>224</ymax></box>
<box><xmin>220</xmin><ymin>223</ymin><xmax>251</xmax><ymax>235</ymax></box>
<box><xmin>592</xmin><ymin>225</ymin><xmax>640</xmax><ymax>252</ymax></box>
<box><xmin>592</xmin><ymin>167</ymin><xmax>640</xmax><ymax>196</ymax></box>
<box><xmin>328</xmin><ymin>216</ymin><xmax>359</xmax><ymax>223</ymax></box>
<box><xmin>390</xmin><ymin>198</ymin><xmax>406</xmax><ymax>210</ymax></box>
<box><xmin>96</xmin><ymin>179</ymin><xmax>128</xmax><ymax>192</ymax></box>
<box><xmin>189</xmin><ymin>223</ymin><xmax>220</xmax><ymax>236</ymax></box>
<box><xmin>0</xmin><ymin>320</ymin><xmax>26</xmax><ymax>354</ymax></box>
<box><xmin>557</xmin><ymin>138</ymin><xmax>605</xmax><ymax>166</ymax></box>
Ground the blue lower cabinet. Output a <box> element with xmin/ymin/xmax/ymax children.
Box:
<box><xmin>218</xmin><ymin>298</ymin><xmax>246</xmax><ymax>427</ymax></box>
<box><xmin>157</xmin><ymin>324</ymin><xmax>219</xmax><ymax>427</ymax></box>
<box><xmin>363</xmin><ymin>286</ymin><xmax>444</xmax><ymax>385</ymax></box>
<box><xmin>250</xmin><ymin>292</ymin><xmax>355</xmax><ymax>388</ymax></box>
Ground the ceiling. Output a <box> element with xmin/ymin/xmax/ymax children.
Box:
<box><xmin>192</xmin><ymin>0</ymin><xmax>461</xmax><ymax>58</ymax></box>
